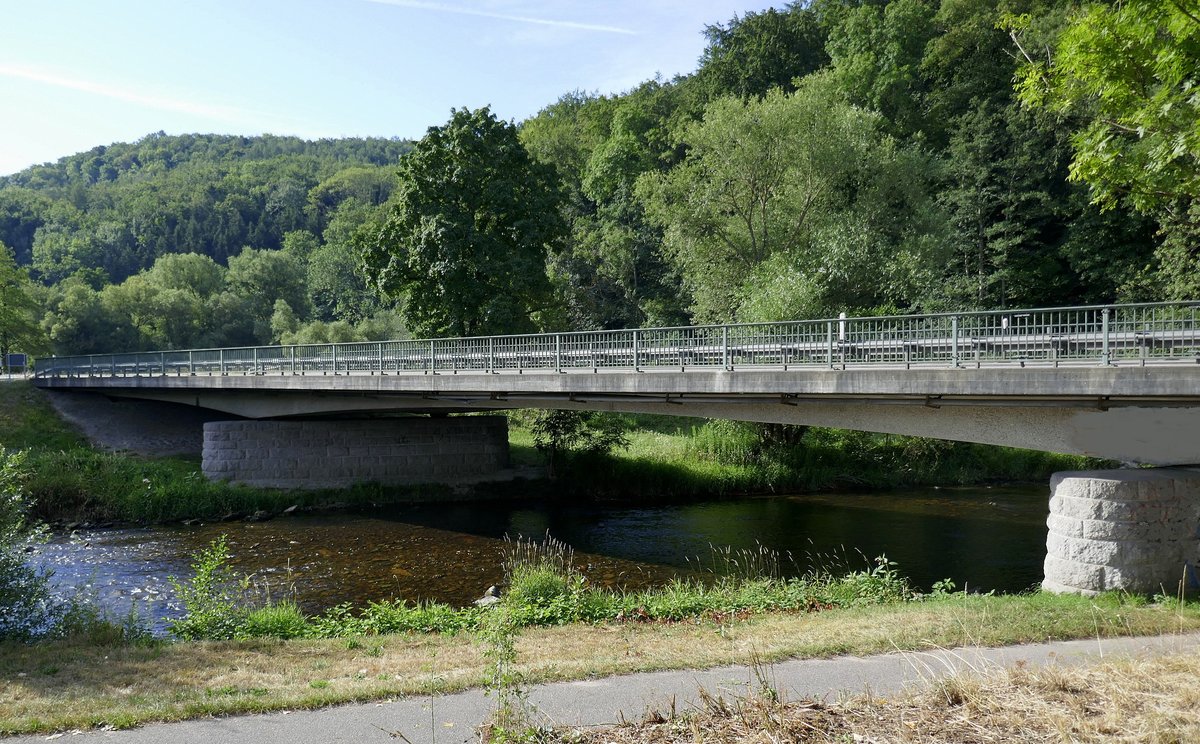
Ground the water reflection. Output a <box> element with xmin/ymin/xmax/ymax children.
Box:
<box><xmin>30</xmin><ymin>485</ymin><xmax>1049</xmax><ymax>634</ymax></box>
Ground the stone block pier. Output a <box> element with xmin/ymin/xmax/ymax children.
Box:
<box><xmin>1044</xmin><ymin>468</ymin><xmax>1200</xmax><ymax>595</ymax></box>
<box><xmin>201</xmin><ymin>417</ymin><xmax>510</xmax><ymax>490</ymax></box>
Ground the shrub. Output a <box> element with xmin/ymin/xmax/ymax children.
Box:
<box><xmin>0</xmin><ymin>449</ymin><xmax>56</xmax><ymax>641</ymax></box>
<box><xmin>168</xmin><ymin>536</ymin><xmax>248</xmax><ymax>640</ymax></box>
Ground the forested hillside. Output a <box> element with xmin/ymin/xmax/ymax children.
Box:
<box><xmin>0</xmin><ymin>0</ymin><xmax>1195</xmax><ymax>358</ymax></box>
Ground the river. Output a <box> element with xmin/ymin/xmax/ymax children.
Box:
<box><xmin>30</xmin><ymin>485</ymin><xmax>1049</xmax><ymax>634</ymax></box>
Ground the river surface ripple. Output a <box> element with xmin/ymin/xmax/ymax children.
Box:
<box><xmin>29</xmin><ymin>485</ymin><xmax>1049</xmax><ymax>634</ymax></box>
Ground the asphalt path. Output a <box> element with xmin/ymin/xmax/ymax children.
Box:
<box><xmin>9</xmin><ymin>632</ymin><xmax>1198</xmax><ymax>743</ymax></box>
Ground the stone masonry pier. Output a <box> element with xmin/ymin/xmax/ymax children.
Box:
<box><xmin>1044</xmin><ymin>468</ymin><xmax>1200</xmax><ymax>595</ymax></box>
<box><xmin>202</xmin><ymin>417</ymin><xmax>509</xmax><ymax>490</ymax></box>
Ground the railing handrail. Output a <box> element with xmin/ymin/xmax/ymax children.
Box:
<box><xmin>34</xmin><ymin>300</ymin><xmax>1200</xmax><ymax>378</ymax></box>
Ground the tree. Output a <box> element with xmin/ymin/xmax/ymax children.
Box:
<box><xmin>1008</xmin><ymin>1</ymin><xmax>1200</xmax><ymax>296</ymax></box>
<box><xmin>638</xmin><ymin>78</ymin><xmax>942</xmax><ymax>322</ymax></box>
<box><xmin>0</xmin><ymin>243</ymin><xmax>47</xmax><ymax>365</ymax></box>
<box><xmin>359</xmin><ymin>106</ymin><xmax>566</xmax><ymax>337</ymax></box>
<box><xmin>226</xmin><ymin>248</ymin><xmax>310</xmax><ymax>342</ymax></box>
<box><xmin>1010</xmin><ymin>0</ymin><xmax>1200</xmax><ymax>216</ymax></box>
<box><xmin>528</xmin><ymin>410</ymin><xmax>629</xmax><ymax>477</ymax></box>
<box><xmin>694</xmin><ymin>6</ymin><xmax>828</xmax><ymax>102</ymax></box>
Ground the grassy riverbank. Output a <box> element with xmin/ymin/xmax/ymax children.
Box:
<box><xmin>509</xmin><ymin>415</ymin><xmax>1098</xmax><ymax>499</ymax></box>
<box><xmin>0</xmin><ymin>382</ymin><xmax>1094</xmax><ymax>524</ymax></box>
<box><xmin>1</xmin><ymin>590</ymin><xmax>1197</xmax><ymax>735</ymax></box>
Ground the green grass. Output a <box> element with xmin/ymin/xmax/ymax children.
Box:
<box><xmin>2</xmin><ymin>587</ymin><xmax>1198</xmax><ymax>735</ymax></box>
<box><xmin>515</xmin><ymin>416</ymin><xmax>1099</xmax><ymax>499</ymax></box>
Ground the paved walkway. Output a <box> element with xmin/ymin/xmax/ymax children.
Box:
<box><xmin>11</xmin><ymin>633</ymin><xmax>1199</xmax><ymax>743</ymax></box>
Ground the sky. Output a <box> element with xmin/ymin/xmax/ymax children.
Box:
<box><xmin>0</xmin><ymin>0</ymin><xmax>780</xmax><ymax>176</ymax></box>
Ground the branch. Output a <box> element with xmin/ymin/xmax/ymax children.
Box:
<box><xmin>1167</xmin><ymin>0</ymin><xmax>1200</xmax><ymax>27</ymax></box>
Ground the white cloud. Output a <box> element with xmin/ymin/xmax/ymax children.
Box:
<box><xmin>0</xmin><ymin>64</ymin><xmax>264</xmax><ymax>127</ymax></box>
<box><xmin>361</xmin><ymin>0</ymin><xmax>637</xmax><ymax>35</ymax></box>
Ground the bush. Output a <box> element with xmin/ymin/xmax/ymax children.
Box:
<box><xmin>0</xmin><ymin>449</ymin><xmax>56</xmax><ymax>641</ymax></box>
<box><xmin>168</xmin><ymin>536</ymin><xmax>248</xmax><ymax>640</ymax></box>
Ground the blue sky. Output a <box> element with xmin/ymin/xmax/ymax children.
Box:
<box><xmin>0</xmin><ymin>0</ymin><xmax>778</xmax><ymax>176</ymax></box>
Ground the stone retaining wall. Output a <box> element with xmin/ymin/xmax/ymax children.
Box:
<box><xmin>202</xmin><ymin>417</ymin><xmax>509</xmax><ymax>489</ymax></box>
<box><xmin>1043</xmin><ymin>468</ymin><xmax>1200</xmax><ymax>594</ymax></box>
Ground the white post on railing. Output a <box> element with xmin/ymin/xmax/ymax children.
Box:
<box><xmin>188</xmin><ymin>350</ymin><xmax>194</xmax><ymax>376</ymax></box>
<box><xmin>331</xmin><ymin>344</ymin><xmax>338</xmax><ymax>375</ymax></box>
<box><xmin>826</xmin><ymin>321</ymin><xmax>834</xmax><ymax>368</ymax></box>
<box><xmin>488</xmin><ymin>337</ymin><xmax>495</xmax><ymax>374</ymax></box>
<box><xmin>110</xmin><ymin>356</ymin><xmax>116</xmax><ymax>378</ymax></box>
<box><xmin>220</xmin><ymin>349</ymin><xmax>226</xmax><ymax>375</ymax></box>
<box><xmin>159</xmin><ymin>351</ymin><xmax>165</xmax><ymax>376</ymax></box>
<box><xmin>555</xmin><ymin>334</ymin><xmax>562</xmax><ymax>373</ymax></box>
<box><xmin>1101</xmin><ymin>307</ymin><xmax>1112</xmax><ymax>366</ymax></box>
<box><xmin>377</xmin><ymin>343</ymin><xmax>384</xmax><ymax>375</ymax></box>
<box><xmin>429</xmin><ymin>340</ymin><xmax>436</xmax><ymax>374</ymax></box>
<box><xmin>291</xmin><ymin>346</ymin><xmax>297</xmax><ymax>375</ymax></box>
<box><xmin>88</xmin><ymin>355</ymin><xmax>94</xmax><ymax>378</ymax></box>
<box><xmin>722</xmin><ymin>326</ymin><xmax>730</xmax><ymax>370</ymax></box>
<box><xmin>951</xmin><ymin>316</ymin><xmax>960</xmax><ymax>368</ymax></box>
<box><xmin>632</xmin><ymin>330</ymin><xmax>640</xmax><ymax>372</ymax></box>
<box><xmin>253</xmin><ymin>347</ymin><xmax>259</xmax><ymax>376</ymax></box>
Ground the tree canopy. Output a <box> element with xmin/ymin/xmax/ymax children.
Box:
<box><xmin>360</xmin><ymin>106</ymin><xmax>566</xmax><ymax>337</ymax></box>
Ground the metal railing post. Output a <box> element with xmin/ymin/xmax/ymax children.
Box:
<box><xmin>220</xmin><ymin>349</ymin><xmax>226</xmax><ymax>375</ymax></box>
<box><xmin>722</xmin><ymin>326</ymin><xmax>730</xmax><ymax>370</ymax></box>
<box><xmin>555</xmin><ymin>334</ymin><xmax>562</xmax><ymax>373</ymax></box>
<box><xmin>331</xmin><ymin>344</ymin><xmax>338</xmax><ymax>375</ymax></box>
<box><xmin>826</xmin><ymin>321</ymin><xmax>834</xmax><ymax>368</ymax></box>
<box><xmin>1101</xmin><ymin>307</ymin><xmax>1111</xmax><ymax>365</ymax></box>
<box><xmin>291</xmin><ymin>346</ymin><xmax>297</xmax><ymax>375</ymax></box>
<box><xmin>88</xmin><ymin>355</ymin><xmax>94</xmax><ymax>378</ymax></box>
<box><xmin>632</xmin><ymin>330</ymin><xmax>640</xmax><ymax>372</ymax></box>
<box><xmin>378</xmin><ymin>343</ymin><xmax>384</xmax><ymax>375</ymax></box>
<box><xmin>951</xmin><ymin>316</ymin><xmax>960</xmax><ymax>368</ymax></box>
<box><xmin>429</xmin><ymin>340</ymin><xmax>436</xmax><ymax>374</ymax></box>
<box><xmin>188</xmin><ymin>350</ymin><xmax>194</xmax><ymax>376</ymax></box>
<box><xmin>488</xmin><ymin>337</ymin><xmax>495</xmax><ymax>374</ymax></box>
<box><xmin>252</xmin><ymin>347</ymin><xmax>258</xmax><ymax>375</ymax></box>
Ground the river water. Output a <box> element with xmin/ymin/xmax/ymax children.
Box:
<box><xmin>30</xmin><ymin>485</ymin><xmax>1050</xmax><ymax>634</ymax></box>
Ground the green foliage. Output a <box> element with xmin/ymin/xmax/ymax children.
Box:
<box><xmin>0</xmin><ymin>242</ymin><xmax>48</xmax><ymax>361</ymax></box>
<box><xmin>361</xmin><ymin>106</ymin><xmax>566</xmax><ymax>337</ymax></box>
<box><xmin>527</xmin><ymin>410</ymin><xmax>629</xmax><ymax>476</ymax></box>
<box><xmin>0</xmin><ymin>449</ymin><xmax>54</xmax><ymax>641</ymax></box>
<box><xmin>1011</xmin><ymin>1</ymin><xmax>1200</xmax><ymax>216</ymax></box>
<box><xmin>240</xmin><ymin>601</ymin><xmax>308</xmax><ymax>640</ymax></box>
<box><xmin>167</xmin><ymin>536</ymin><xmax>247</xmax><ymax>641</ymax></box>
<box><xmin>639</xmin><ymin>79</ymin><xmax>942</xmax><ymax>322</ymax></box>
<box><xmin>694</xmin><ymin>6</ymin><xmax>829</xmax><ymax>102</ymax></box>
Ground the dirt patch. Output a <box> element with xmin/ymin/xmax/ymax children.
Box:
<box><xmin>44</xmin><ymin>391</ymin><xmax>238</xmax><ymax>457</ymax></box>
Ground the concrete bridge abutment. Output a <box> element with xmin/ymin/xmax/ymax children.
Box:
<box><xmin>201</xmin><ymin>417</ymin><xmax>510</xmax><ymax>490</ymax></box>
<box><xmin>1043</xmin><ymin>468</ymin><xmax>1200</xmax><ymax>595</ymax></box>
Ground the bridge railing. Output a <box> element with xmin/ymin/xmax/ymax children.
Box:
<box><xmin>33</xmin><ymin>301</ymin><xmax>1200</xmax><ymax>380</ymax></box>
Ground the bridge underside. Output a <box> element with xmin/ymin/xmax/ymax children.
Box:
<box><xmin>37</xmin><ymin>365</ymin><xmax>1200</xmax><ymax>465</ymax></box>
<box><xmin>35</xmin><ymin>366</ymin><xmax>1200</xmax><ymax>595</ymax></box>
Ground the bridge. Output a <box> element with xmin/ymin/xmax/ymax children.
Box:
<box><xmin>33</xmin><ymin>301</ymin><xmax>1200</xmax><ymax>597</ymax></box>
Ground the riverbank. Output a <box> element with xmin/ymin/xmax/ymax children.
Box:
<box><xmin>1</xmin><ymin>591</ymin><xmax>1197</xmax><ymax>735</ymax></box>
<box><xmin>0</xmin><ymin>383</ymin><xmax>1097</xmax><ymax>525</ymax></box>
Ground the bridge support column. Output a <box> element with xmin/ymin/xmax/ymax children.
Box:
<box><xmin>202</xmin><ymin>417</ymin><xmax>509</xmax><ymax>490</ymax></box>
<box><xmin>1043</xmin><ymin>469</ymin><xmax>1200</xmax><ymax>595</ymax></box>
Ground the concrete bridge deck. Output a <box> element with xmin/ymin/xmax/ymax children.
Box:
<box><xmin>32</xmin><ymin>301</ymin><xmax>1200</xmax><ymax>464</ymax></box>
